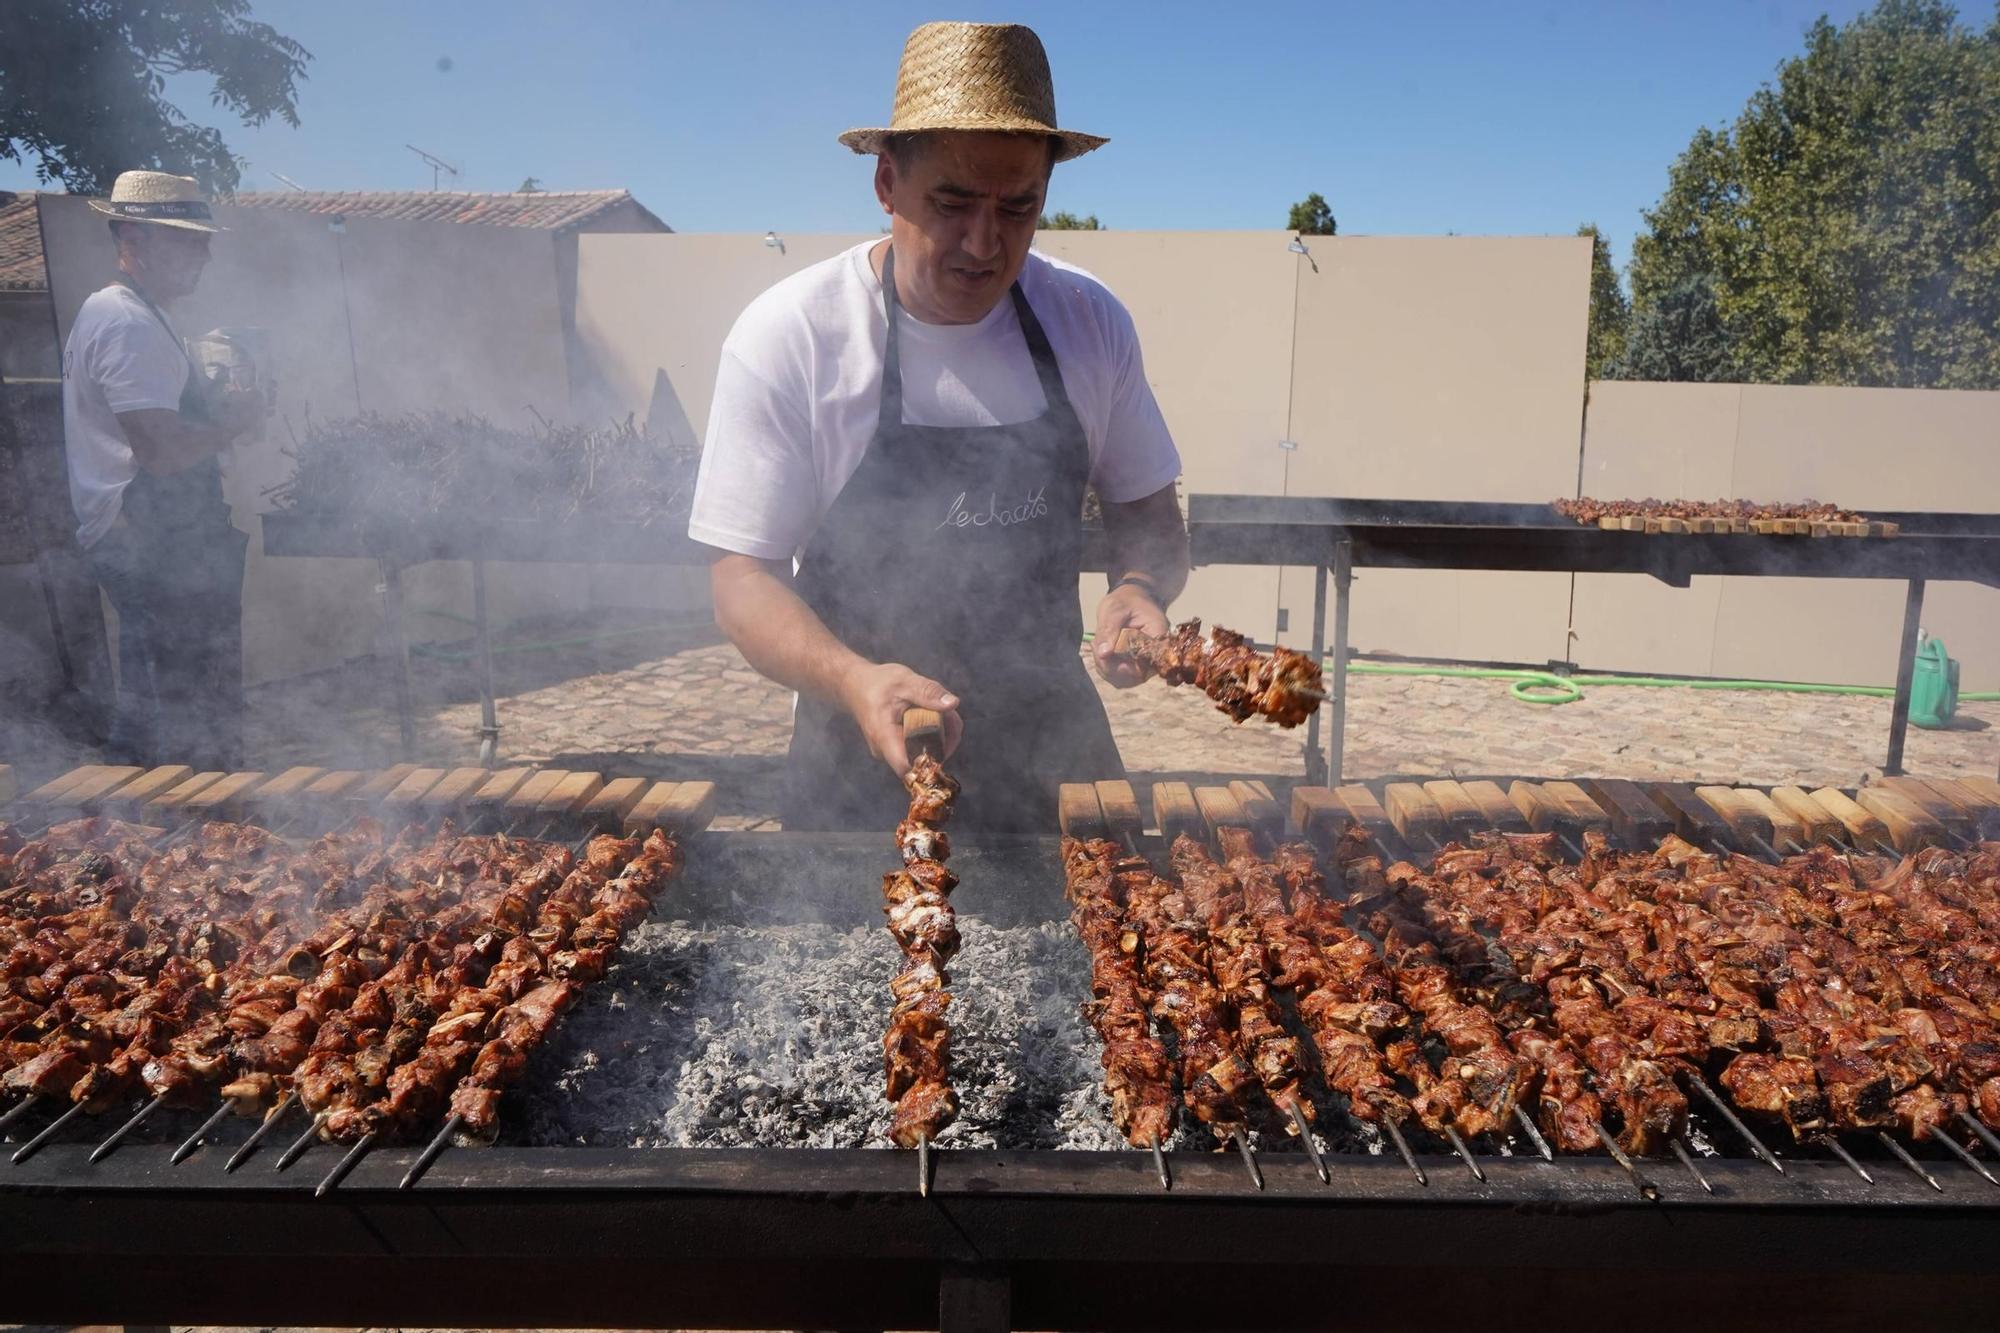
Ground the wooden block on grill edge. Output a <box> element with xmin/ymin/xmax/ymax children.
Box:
<box><xmin>1881</xmin><ymin>777</ymin><xmax>1975</xmax><ymax>842</ymax></box>
<box><xmin>1335</xmin><ymin>785</ymin><xmax>1398</xmax><ymax>851</ymax></box>
<box><xmin>1660</xmin><ymin>517</ymin><xmax>1688</xmax><ymax>535</ymax></box>
<box><xmin>504</xmin><ymin>769</ymin><xmax>572</xmax><ymax>816</ymax></box>
<box><xmin>184</xmin><ymin>771</ymin><xmax>268</xmax><ymax>819</ymax></box>
<box><xmin>1507</xmin><ymin>781</ymin><xmax>1572</xmax><ymax>836</ymax></box>
<box><xmin>22</xmin><ymin>764</ymin><xmax>111</xmax><ymax>805</ymax></box>
<box><xmin>538</xmin><ymin>770</ymin><xmax>605</xmax><ymax>817</ymax></box>
<box><xmin>1597</xmin><ymin>516</ymin><xmax>1620</xmax><ymax>530</ymax></box>
<box><xmin>50</xmin><ymin>765</ymin><xmax>147</xmax><ymax>811</ymax></box>
<box><xmin>1580</xmin><ymin>778</ymin><xmax>1674</xmax><ymax>847</ymax></box>
<box><xmin>1694</xmin><ymin>786</ymin><xmax>1770</xmax><ymax>843</ymax></box>
<box><xmin>381</xmin><ymin>767</ymin><xmax>448</xmax><ymax>811</ymax></box>
<box><xmin>246</xmin><ymin>766</ymin><xmax>325</xmax><ymax>816</ymax></box>
<box><xmin>1855</xmin><ymin>786</ymin><xmax>1944</xmax><ymax>852</ymax></box>
<box><xmin>1648</xmin><ymin>782</ymin><xmax>1735</xmax><ymax>846</ymax></box>
<box><xmin>1461</xmin><ymin>780</ymin><xmax>1531</xmax><ymax>833</ymax></box>
<box><xmin>623</xmin><ymin>781</ymin><xmax>681</xmax><ymax>837</ymax></box>
<box><xmin>1095</xmin><ymin>780</ymin><xmax>1144</xmax><ymax>845</ymax></box>
<box><xmin>1869</xmin><ymin>522</ymin><xmax>1900</xmax><ymax>538</ymax></box>
<box><xmin>349</xmin><ymin>764</ymin><xmax>419</xmax><ymax>807</ymax></box>
<box><xmin>1227</xmin><ymin>780</ymin><xmax>1285</xmax><ymax>843</ymax></box>
<box><xmin>145</xmin><ymin>771</ymin><xmax>226</xmax><ymax>817</ymax></box>
<box><xmin>1619</xmin><ymin>515</ymin><xmax>1645</xmax><ymax>532</ymax></box>
<box><xmin>1289</xmin><ymin>787</ymin><xmax>1351</xmax><ymax>852</ymax></box>
<box><xmin>1422</xmin><ymin>780</ymin><xmax>1487</xmax><ymax>839</ymax></box>
<box><xmin>301</xmin><ymin>770</ymin><xmax>364</xmax><ymax>805</ymax></box>
<box><xmin>1768</xmin><ymin>786</ymin><xmax>1846</xmax><ymax>846</ymax></box>
<box><xmin>1543</xmin><ymin>781</ymin><xmax>1614</xmax><ymax>835</ymax></box>
<box><xmin>1921</xmin><ymin>775</ymin><xmax>2000</xmax><ymax>838</ymax></box>
<box><xmin>1382</xmin><ymin>782</ymin><xmax>1447</xmax><ymax>850</ymax></box>
<box><xmin>1809</xmin><ymin>787</ymin><xmax>1893</xmax><ymax>850</ymax></box>
<box><xmin>1955</xmin><ymin>775</ymin><xmax>2000</xmax><ymax>822</ymax></box>
<box><xmin>1732</xmin><ymin>787</ymin><xmax>1805</xmax><ymax>851</ymax></box>
<box><xmin>579</xmin><ymin>776</ymin><xmax>650</xmax><ymax>832</ymax></box>
<box><xmin>1643</xmin><ymin>516</ymin><xmax>1663</xmax><ymax>534</ymax></box>
<box><xmin>468</xmin><ymin>767</ymin><xmax>533</xmax><ymax>813</ymax></box>
<box><xmin>1058</xmin><ymin>783</ymin><xmax>1107</xmax><ymax>840</ymax></box>
<box><xmin>649</xmin><ymin>781</ymin><xmax>715</xmax><ymax>837</ymax></box>
<box><xmin>1151</xmin><ymin>782</ymin><xmax>1205</xmax><ymax>846</ymax></box>
<box><xmin>1194</xmin><ymin>786</ymin><xmax>1250</xmax><ymax>840</ymax></box>
<box><xmin>421</xmin><ymin>766</ymin><xmax>494</xmax><ymax>812</ymax></box>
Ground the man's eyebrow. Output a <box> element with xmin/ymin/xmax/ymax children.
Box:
<box><xmin>931</xmin><ymin>181</ymin><xmax>1043</xmax><ymax>206</ymax></box>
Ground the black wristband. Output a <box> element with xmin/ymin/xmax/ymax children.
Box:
<box><xmin>1110</xmin><ymin>574</ymin><xmax>1167</xmax><ymax>611</ymax></box>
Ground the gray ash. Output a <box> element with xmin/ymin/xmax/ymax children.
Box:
<box><xmin>508</xmin><ymin>914</ymin><xmax>1136</xmax><ymax>1150</ymax></box>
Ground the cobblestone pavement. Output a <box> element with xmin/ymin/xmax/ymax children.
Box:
<box><xmin>225</xmin><ymin>624</ymin><xmax>2000</xmax><ymax>829</ymax></box>
<box><xmin>7</xmin><ymin>618</ymin><xmax>1992</xmax><ymax>824</ymax></box>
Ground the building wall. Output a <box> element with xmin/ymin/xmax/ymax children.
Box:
<box><xmin>1575</xmin><ymin>380</ymin><xmax>2000</xmax><ymax>690</ymax></box>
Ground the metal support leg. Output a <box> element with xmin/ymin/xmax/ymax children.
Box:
<box><xmin>378</xmin><ymin>557</ymin><xmax>416</xmax><ymax>759</ymax></box>
<box><xmin>1326</xmin><ymin>539</ymin><xmax>1353</xmax><ymax>784</ymax></box>
<box><xmin>1885</xmin><ymin>577</ymin><xmax>1925</xmax><ymax>777</ymax></box>
<box><xmin>1304</xmin><ymin>561</ymin><xmax>1329</xmax><ymax>784</ymax></box>
<box><xmin>472</xmin><ymin>557</ymin><xmax>500</xmax><ymax>767</ymax></box>
<box><xmin>939</xmin><ymin>1264</ymin><xmax>1011</xmax><ymax>1333</ymax></box>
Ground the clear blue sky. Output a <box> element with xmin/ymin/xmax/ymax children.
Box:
<box><xmin>4</xmin><ymin>0</ymin><xmax>1888</xmax><ymax>272</ymax></box>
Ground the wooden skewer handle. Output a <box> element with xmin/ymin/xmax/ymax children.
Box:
<box><xmin>904</xmin><ymin>708</ymin><xmax>944</xmax><ymax>760</ymax></box>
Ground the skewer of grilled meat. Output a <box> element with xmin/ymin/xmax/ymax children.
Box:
<box><xmin>1116</xmin><ymin>620</ymin><xmax>1324</xmax><ymax>728</ymax></box>
<box><xmin>1174</xmin><ymin>831</ymin><xmax>1317</xmax><ymax>1134</ymax></box>
<box><xmin>1115</xmin><ymin>843</ymin><xmax>1260</xmax><ymax>1139</ymax></box>
<box><xmin>882</xmin><ymin>752</ymin><xmax>961</xmax><ymax>1149</ymax></box>
<box><xmin>1060</xmin><ymin>837</ymin><xmax>1177</xmax><ymax>1147</ymax></box>
<box><xmin>444</xmin><ymin>829</ymin><xmax>682</xmax><ymax>1142</ymax></box>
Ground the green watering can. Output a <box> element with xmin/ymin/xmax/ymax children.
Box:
<box><xmin>1908</xmin><ymin>633</ymin><xmax>1960</xmax><ymax>730</ymax></box>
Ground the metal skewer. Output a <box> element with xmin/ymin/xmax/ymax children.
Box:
<box><xmin>0</xmin><ymin>1093</ymin><xmax>41</xmax><ymax>1136</ymax></box>
<box><xmin>1592</xmin><ymin>1119</ymin><xmax>1660</xmax><ymax>1200</ymax></box>
<box><xmin>316</xmin><ymin>1130</ymin><xmax>376</xmax><ymax>1197</ymax></box>
<box><xmin>1148</xmin><ymin>1133</ymin><xmax>1171</xmax><ymax>1191</ymax></box>
<box><xmin>88</xmin><ymin>1092</ymin><xmax>164</xmax><ymax>1162</ymax></box>
<box><xmin>1956</xmin><ymin>1110</ymin><xmax>2000</xmax><ymax>1160</ymax></box>
<box><xmin>1687</xmin><ymin>1074</ymin><xmax>1784</xmax><ymax>1174</ymax></box>
<box><xmin>1513</xmin><ymin>1105</ymin><xmax>1554</xmax><ymax>1162</ymax></box>
<box><xmin>917</xmin><ymin>1134</ymin><xmax>931</xmax><ymax>1198</ymax></box>
<box><xmin>274</xmin><ymin>1110</ymin><xmax>328</xmax><ymax>1171</ymax></box>
<box><xmin>1442</xmin><ymin>1124</ymin><xmax>1486</xmax><ymax>1182</ymax></box>
<box><xmin>172</xmin><ymin>1100</ymin><xmax>235</xmax><ymax>1164</ymax></box>
<box><xmin>1229</xmin><ymin>1127</ymin><xmax>1264</xmax><ymax>1190</ymax></box>
<box><xmin>1930</xmin><ymin>1130</ymin><xmax>2000</xmax><ymax>1188</ymax></box>
<box><xmin>402</xmin><ymin>1113</ymin><xmax>463</xmax><ymax>1189</ymax></box>
<box><xmin>1670</xmin><ymin>1139</ymin><xmax>1713</xmax><ymax>1194</ymax></box>
<box><xmin>1288</xmin><ymin>1101</ymin><xmax>1330</xmax><ymax>1184</ymax></box>
<box><xmin>1814</xmin><ymin>1135</ymin><xmax>1874</xmax><ymax>1184</ymax></box>
<box><xmin>225</xmin><ymin>1091</ymin><xmax>296</xmax><ymax>1171</ymax></box>
<box><xmin>1382</xmin><ymin>1118</ymin><xmax>1427</xmax><ymax>1186</ymax></box>
<box><xmin>1874</xmin><ymin>1131</ymin><xmax>1942</xmax><ymax>1192</ymax></box>
<box><xmin>11</xmin><ymin>1100</ymin><xmax>86</xmax><ymax>1164</ymax></box>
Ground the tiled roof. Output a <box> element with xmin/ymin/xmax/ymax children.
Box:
<box><xmin>0</xmin><ymin>193</ymin><xmax>47</xmax><ymax>291</ymax></box>
<box><xmin>226</xmin><ymin>188</ymin><xmax>670</xmax><ymax>233</ymax></box>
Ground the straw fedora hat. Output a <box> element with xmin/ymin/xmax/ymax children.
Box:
<box><xmin>87</xmin><ymin>170</ymin><xmax>225</xmax><ymax>233</ymax></box>
<box><xmin>840</xmin><ymin>22</ymin><xmax>1106</xmax><ymax>163</ymax></box>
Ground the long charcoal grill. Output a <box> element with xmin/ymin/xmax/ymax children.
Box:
<box><xmin>7</xmin><ymin>769</ymin><xmax>2000</xmax><ymax>1332</ymax></box>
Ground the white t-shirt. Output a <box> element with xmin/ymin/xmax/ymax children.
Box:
<box><xmin>62</xmin><ymin>284</ymin><xmax>191</xmax><ymax>548</ymax></box>
<box><xmin>688</xmin><ymin>241</ymin><xmax>1181</xmax><ymax>561</ymax></box>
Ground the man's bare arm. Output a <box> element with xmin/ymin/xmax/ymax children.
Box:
<box><xmin>709</xmin><ymin>551</ymin><xmax>962</xmax><ymax>772</ymax></box>
<box><xmin>1091</xmin><ymin>483</ymin><xmax>1190</xmax><ymax>686</ymax></box>
<box><xmin>115</xmin><ymin>402</ymin><xmax>253</xmax><ymax>476</ymax></box>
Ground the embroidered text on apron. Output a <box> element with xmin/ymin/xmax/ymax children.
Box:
<box><xmin>781</xmin><ymin>246</ymin><xmax>1122</xmax><ymax>833</ymax></box>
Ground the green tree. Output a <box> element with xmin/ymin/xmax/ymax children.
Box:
<box><xmin>1038</xmin><ymin>210</ymin><xmax>1102</xmax><ymax>230</ymax></box>
<box><xmin>1578</xmin><ymin>223</ymin><xmax>1630</xmax><ymax>381</ymax></box>
<box><xmin>1615</xmin><ymin>274</ymin><xmax>1738</xmax><ymax>382</ymax></box>
<box><xmin>0</xmin><ymin>0</ymin><xmax>310</xmax><ymax>195</ymax></box>
<box><xmin>1626</xmin><ymin>0</ymin><xmax>2000</xmax><ymax>387</ymax></box>
<box><xmin>1287</xmin><ymin>191</ymin><xmax>1337</xmax><ymax>236</ymax></box>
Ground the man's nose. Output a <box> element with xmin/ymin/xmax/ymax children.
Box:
<box><xmin>962</xmin><ymin>208</ymin><xmax>1002</xmax><ymax>261</ymax></box>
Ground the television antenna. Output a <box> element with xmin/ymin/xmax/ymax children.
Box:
<box><xmin>405</xmin><ymin>143</ymin><xmax>462</xmax><ymax>190</ymax></box>
<box><xmin>269</xmin><ymin>171</ymin><xmax>308</xmax><ymax>193</ymax></box>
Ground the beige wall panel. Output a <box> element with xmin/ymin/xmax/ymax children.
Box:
<box><xmin>1281</xmin><ymin>235</ymin><xmax>1591</xmax><ymax>664</ymax></box>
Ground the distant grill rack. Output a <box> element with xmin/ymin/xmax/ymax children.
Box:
<box><xmin>1187</xmin><ymin>495</ymin><xmax>2000</xmax><ymax>784</ymax></box>
<box><xmin>8</xmin><ymin>766</ymin><xmax>2000</xmax><ymax>1330</ymax></box>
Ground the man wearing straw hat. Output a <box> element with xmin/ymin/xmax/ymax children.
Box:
<box><xmin>64</xmin><ymin>171</ymin><xmax>260</xmax><ymax>771</ymax></box>
<box><xmin>691</xmin><ymin>21</ymin><xmax>1189</xmax><ymax>833</ymax></box>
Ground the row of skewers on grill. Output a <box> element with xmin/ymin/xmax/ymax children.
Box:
<box><xmin>1553</xmin><ymin>497</ymin><xmax>1891</xmax><ymax>537</ymax></box>
<box><xmin>1058</xmin><ymin>777</ymin><xmax>2000</xmax><ymax>1197</ymax></box>
<box><xmin>0</xmin><ymin>800</ymin><xmax>688</xmax><ymax>1194</ymax></box>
